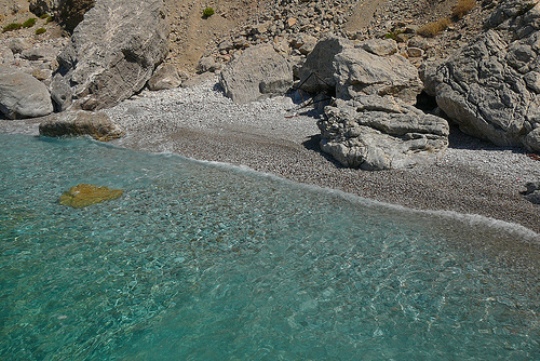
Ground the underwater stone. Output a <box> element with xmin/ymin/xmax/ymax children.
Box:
<box><xmin>59</xmin><ymin>184</ymin><xmax>123</xmax><ymax>208</ymax></box>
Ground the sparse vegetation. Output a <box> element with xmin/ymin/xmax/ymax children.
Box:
<box><xmin>35</xmin><ymin>27</ymin><xmax>47</xmax><ymax>35</ymax></box>
<box><xmin>202</xmin><ymin>7</ymin><xmax>215</xmax><ymax>18</ymax></box>
<box><xmin>22</xmin><ymin>18</ymin><xmax>37</xmax><ymax>28</ymax></box>
<box><xmin>2</xmin><ymin>22</ymin><xmax>22</xmax><ymax>32</ymax></box>
<box><xmin>417</xmin><ymin>17</ymin><xmax>451</xmax><ymax>38</ymax></box>
<box><xmin>40</xmin><ymin>13</ymin><xmax>54</xmax><ymax>24</ymax></box>
<box><xmin>384</xmin><ymin>29</ymin><xmax>403</xmax><ymax>41</ymax></box>
<box><xmin>417</xmin><ymin>0</ymin><xmax>476</xmax><ymax>38</ymax></box>
<box><xmin>452</xmin><ymin>0</ymin><xmax>476</xmax><ymax>20</ymax></box>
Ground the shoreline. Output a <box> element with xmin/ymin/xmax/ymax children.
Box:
<box><xmin>1</xmin><ymin>78</ymin><xmax>539</xmax><ymax>239</ymax></box>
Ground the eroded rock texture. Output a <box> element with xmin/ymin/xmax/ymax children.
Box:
<box><xmin>50</xmin><ymin>0</ymin><xmax>169</xmax><ymax>111</ymax></box>
<box><xmin>319</xmin><ymin>96</ymin><xmax>449</xmax><ymax>170</ymax></box>
<box><xmin>424</xmin><ymin>0</ymin><xmax>540</xmax><ymax>153</ymax></box>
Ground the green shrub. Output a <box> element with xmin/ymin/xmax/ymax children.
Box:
<box><xmin>2</xmin><ymin>22</ymin><xmax>22</xmax><ymax>32</ymax></box>
<box><xmin>35</xmin><ymin>27</ymin><xmax>46</xmax><ymax>35</ymax></box>
<box><xmin>202</xmin><ymin>7</ymin><xmax>215</xmax><ymax>18</ymax></box>
<box><xmin>40</xmin><ymin>13</ymin><xmax>54</xmax><ymax>24</ymax></box>
<box><xmin>384</xmin><ymin>29</ymin><xmax>403</xmax><ymax>41</ymax></box>
<box><xmin>22</xmin><ymin>18</ymin><xmax>37</xmax><ymax>28</ymax></box>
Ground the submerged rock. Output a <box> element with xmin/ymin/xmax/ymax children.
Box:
<box><xmin>59</xmin><ymin>184</ymin><xmax>123</xmax><ymax>208</ymax></box>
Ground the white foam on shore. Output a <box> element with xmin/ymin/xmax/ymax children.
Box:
<box><xmin>189</xmin><ymin>156</ymin><xmax>540</xmax><ymax>243</ymax></box>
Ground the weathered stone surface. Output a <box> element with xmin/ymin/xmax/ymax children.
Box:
<box><xmin>298</xmin><ymin>36</ymin><xmax>422</xmax><ymax>104</ymax></box>
<box><xmin>360</xmin><ymin>38</ymin><xmax>398</xmax><ymax>56</ymax></box>
<box><xmin>0</xmin><ymin>66</ymin><xmax>53</xmax><ymax>119</ymax></box>
<box><xmin>29</xmin><ymin>0</ymin><xmax>56</xmax><ymax>17</ymax></box>
<box><xmin>50</xmin><ymin>0</ymin><xmax>169</xmax><ymax>111</ymax></box>
<box><xmin>297</xmin><ymin>36</ymin><xmax>347</xmax><ymax>94</ymax></box>
<box><xmin>521</xmin><ymin>181</ymin><xmax>540</xmax><ymax>205</ymax></box>
<box><xmin>147</xmin><ymin>64</ymin><xmax>185</xmax><ymax>91</ymax></box>
<box><xmin>318</xmin><ymin>95</ymin><xmax>449</xmax><ymax>170</ymax></box>
<box><xmin>291</xmin><ymin>34</ymin><xmax>318</xmax><ymax>55</ymax></box>
<box><xmin>59</xmin><ymin>184</ymin><xmax>123</xmax><ymax>208</ymax></box>
<box><xmin>219</xmin><ymin>43</ymin><xmax>293</xmax><ymax>104</ymax></box>
<box><xmin>423</xmin><ymin>0</ymin><xmax>540</xmax><ymax>153</ymax></box>
<box><xmin>39</xmin><ymin>110</ymin><xmax>124</xmax><ymax>141</ymax></box>
<box><xmin>335</xmin><ymin>43</ymin><xmax>422</xmax><ymax>104</ymax></box>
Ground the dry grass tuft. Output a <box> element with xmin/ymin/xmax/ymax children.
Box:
<box><xmin>452</xmin><ymin>0</ymin><xmax>476</xmax><ymax>20</ymax></box>
<box><xmin>417</xmin><ymin>17</ymin><xmax>451</xmax><ymax>38</ymax></box>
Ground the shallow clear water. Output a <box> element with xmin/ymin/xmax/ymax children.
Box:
<box><xmin>1</xmin><ymin>134</ymin><xmax>539</xmax><ymax>361</ymax></box>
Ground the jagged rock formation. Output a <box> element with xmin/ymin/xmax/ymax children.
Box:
<box><xmin>0</xmin><ymin>38</ymin><xmax>67</xmax><ymax>87</ymax></box>
<box><xmin>219</xmin><ymin>43</ymin><xmax>294</xmax><ymax>104</ymax></box>
<box><xmin>50</xmin><ymin>0</ymin><xmax>169</xmax><ymax>111</ymax></box>
<box><xmin>294</xmin><ymin>37</ymin><xmax>447</xmax><ymax>170</ymax></box>
<box><xmin>0</xmin><ymin>66</ymin><xmax>53</xmax><ymax>119</ymax></box>
<box><xmin>39</xmin><ymin>110</ymin><xmax>124</xmax><ymax>140</ymax></box>
<box><xmin>319</xmin><ymin>95</ymin><xmax>449</xmax><ymax>170</ymax></box>
<box><xmin>298</xmin><ymin>37</ymin><xmax>422</xmax><ymax>104</ymax></box>
<box><xmin>423</xmin><ymin>0</ymin><xmax>540</xmax><ymax>153</ymax></box>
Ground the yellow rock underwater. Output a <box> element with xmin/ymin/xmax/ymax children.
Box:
<box><xmin>59</xmin><ymin>184</ymin><xmax>123</xmax><ymax>208</ymax></box>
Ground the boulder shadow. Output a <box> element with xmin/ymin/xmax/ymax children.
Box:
<box><xmin>302</xmin><ymin>134</ymin><xmax>346</xmax><ymax>168</ymax></box>
<box><xmin>447</xmin><ymin>123</ymin><xmax>522</xmax><ymax>152</ymax></box>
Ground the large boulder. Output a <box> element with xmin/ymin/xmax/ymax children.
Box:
<box><xmin>423</xmin><ymin>0</ymin><xmax>540</xmax><ymax>153</ymax></box>
<box><xmin>318</xmin><ymin>95</ymin><xmax>449</xmax><ymax>170</ymax></box>
<box><xmin>147</xmin><ymin>64</ymin><xmax>185</xmax><ymax>91</ymax></box>
<box><xmin>0</xmin><ymin>66</ymin><xmax>53</xmax><ymax>119</ymax></box>
<box><xmin>219</xmin><ymin>43</ymin><xmax>294</xmax><ymax>104</ymax></box>
<box><xmin>298</xmin><ymin>37</ymin><xmax>422</xmax><ymax>104</ymax></box>
<box><xmin>39</xmin><ymin>110</ymin><xmax>124</xmax><ymax>141</ymax></box>
<box><xmin>50</xmin><ymin>0</ymin><xmax>169</xmax><ymax>111</ymax></box>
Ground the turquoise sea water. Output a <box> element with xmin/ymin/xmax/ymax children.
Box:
<box><xmin>1</xmin><ymin>134</ymin><xmax>539</xmax><ymax>361</ymax></box>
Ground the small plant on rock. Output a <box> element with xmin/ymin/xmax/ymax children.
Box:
<box><xmin>35</xmin><ymin>27</ymin><xmax>46</xmax><ymax>35</ymax></box>
<box><xmin>22</xmin><ymin>18</ymin><xmax>37</xmax><ymax>28</ymax></box>
<box><xmin>2</xmin><ymin>22</ymin><xmax>22</xmax><ymax>32</ymax></box>
<box><xmin>384</xmin><ymin>29</ymin><xmax>404</xmax><ymax>41</ymax></box>
<box><xmin>40</xmin><ymin>13</ymin><xmax>54</xmax><ymax>24</ymax></box>
<box><xmin>202</xmin><ymin>7</ymin><xmax>215</xmax><ymax>18</ymax></box>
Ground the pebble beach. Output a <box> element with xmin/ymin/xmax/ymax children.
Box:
<box><xmin>2</xmin><ymin>77</ymin><xmax>539</xmax><ymax>239</ymax></box>
<box><xmin>107</xmin><ymin>78</ymin><xmax>540</xmax><ymax>239</ymax></box>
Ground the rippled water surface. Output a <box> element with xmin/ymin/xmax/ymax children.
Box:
<box><xmin>1</xmin><ymin>134</ymin><xmax>539</xmax><ymax>361</ymax></box>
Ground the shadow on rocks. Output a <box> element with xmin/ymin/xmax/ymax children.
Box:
<box><xmin>447</xmin><ymin>123</ymin><xmax>520</xmax><ymax>152</ymax></box>
<box><xmin>302</xmin><ymin>134</ymin><xmax>346</xmax><ymax>169</ymax></box>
